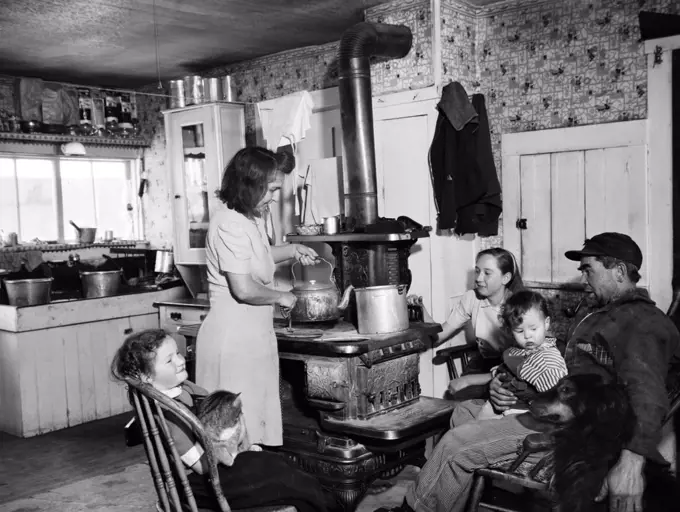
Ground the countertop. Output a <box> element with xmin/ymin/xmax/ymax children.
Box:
<box><xmin>0</xmin><ymin>286</ymin><xmax>187</xmax><ymax>333</ymax></box>
<box><xmin>153</xmin><ymin>297</ymin><xmax>210</xmax><ymax>309</ymax></box>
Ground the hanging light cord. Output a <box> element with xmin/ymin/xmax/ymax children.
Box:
<box><xmin>153</xmin><ymin>0</ymin><xmax>162</xmax><ymax>89</ymax></box>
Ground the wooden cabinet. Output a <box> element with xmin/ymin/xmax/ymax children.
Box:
<box><xmin>0</xmin><ymin>288</ymin><xmax>185</xmax><ymax>437</ymax></box>
<box><xmin>164</xmin><ymin>103</ymin><xmax>245</xmax><ymax>264</ymax></box>
<box><xmin>502</xmin><ymin>120</ymin><xmax>672</xmax><ymax>310</ymax></box>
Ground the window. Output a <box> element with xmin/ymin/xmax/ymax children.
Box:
<box><xmin>0</xmin><ymin>155</ymin><xmax>141</xmax><ymax>243</ymax></box>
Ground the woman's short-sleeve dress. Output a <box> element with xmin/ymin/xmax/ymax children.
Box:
<box><xmin>195</xmin><ymin>206</ymin><xmax>282</xmax><ymax>446</ymax></box>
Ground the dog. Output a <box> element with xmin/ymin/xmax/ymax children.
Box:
<box><xmin>529</xmin><ymin>374</ymin><xmax>679</xmax><ymax>512</ymax></box>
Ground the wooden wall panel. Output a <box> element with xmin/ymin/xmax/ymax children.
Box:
<box><xmin>519</xmin><ymin>154</ymin><xmax>552</xmax><ymax>282</ymax></box>
<box><xmin>551</xmin><ymin>151</ymin><xmax>585</xmax><ymax>282</ymax></box>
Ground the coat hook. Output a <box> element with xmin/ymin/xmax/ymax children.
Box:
<box><xmin>653</xmin><ymin>46</ymin><xmax>663</xmax><ymax>67</ymax></box>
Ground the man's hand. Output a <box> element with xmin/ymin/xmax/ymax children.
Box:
<box><xmin>594</xmin><ymin>449</ymin><xmax>645</xmax><ymax>512</ymax></box>
<box><xmin>488</xmin><ymin>374</ymin><xmax>517</xmax><ymax>411</ymax></box>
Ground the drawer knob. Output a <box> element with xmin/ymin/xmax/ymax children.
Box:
<box><xmin>170</xmin><ymin>312</ymin><xmax>182</xmax><ymax>320</ymax></box>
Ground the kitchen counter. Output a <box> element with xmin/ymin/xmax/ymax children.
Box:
<box><xmin>0</xmin><ymin>286</ymin><xmax>190</xmax><ymax>438</ymax></box>
<box><xmin>0</xmin><ymin>286</ymin><xmax>187</xmax><ymax>333</ymax></box>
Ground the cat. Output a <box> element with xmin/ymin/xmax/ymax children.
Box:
<box><xmin>196</xmin><ymin>390</ymin><xmax>262</xmax><ymax>467</ymax></box>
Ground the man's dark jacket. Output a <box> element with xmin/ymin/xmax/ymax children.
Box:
<box><xmin>429</xmin><ymin>82</ymin><xmax>502</xmax><ymax>235</ymax></box>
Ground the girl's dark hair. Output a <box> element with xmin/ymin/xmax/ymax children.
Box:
<box><xmin>501</xmin><ymin>290</ymin><xmax>551</xmax><ymax>331</ymax></box>
<box><xmin>111</xmin><ymin>328</ymin><xmax>168</xmax><ymax>382</ymax></box>
<box><xmin>477</xmin><ymin>247</ymin><xmax>524</xmax><ymax>293</ymax></box>
<box><xmin>216</xmin><ymin>146</ymin><xmax>295</xmax><ymax>218</ymax></box>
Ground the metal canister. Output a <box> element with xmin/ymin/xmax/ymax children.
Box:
<box><xmin>169</xmin><ymin>79</ymin><xmax>185</xmax><ymax>108</ymax></box>
<box><xmin>183</xmin><ymin>75</ymin><xmax>204</xmax><ymax>105</ymax></box>
<box><xmin>203</xmin><ymin>77</ymin><xmax>223</xmax><ymax>102</ymax></box>
<box><xmin>221</xmin><ymin>75</ymin><xmax>238</xmax><ymax>102</ymax></box>
<box><xmin>323</xmin><ymin>216</ymin><xmax>339</xmax><ymax>235</ymax></box>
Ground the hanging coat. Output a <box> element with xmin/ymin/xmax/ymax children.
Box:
<box><xmin>428</xmin><ymin>82</ymin><xmax>502</xmax><ymax>235</ymax></box>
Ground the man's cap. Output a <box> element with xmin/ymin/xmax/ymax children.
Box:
<box><xmin>564</xmin><ymin>232</ymin><xmax>642</xmax><ymax>268</ymax></box>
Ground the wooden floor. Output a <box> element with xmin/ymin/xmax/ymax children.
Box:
<box><xmin>0</xmin><ymin>412</ymin><xmax>145</xmax><ymax>504</ymax></box>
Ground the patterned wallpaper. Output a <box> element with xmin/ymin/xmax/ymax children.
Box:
<box><xmin>138</xmin><ymin>0</ymin><xmax>432</xmax><ymax>246</ymax></box>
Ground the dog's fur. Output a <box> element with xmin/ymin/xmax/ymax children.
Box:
<box><xmin>529</xmin><ymin>374</ymin><xmax>679</xmax><ymax>512</ymax></box>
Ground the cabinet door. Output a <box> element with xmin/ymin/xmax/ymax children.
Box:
<box><xmin>167</xmin><ymin>107</ymin><xmax>217</xmax><ymax>264</ymax></box>
<box><xmin>502</xmin><ymin>121</ymin><xmax>667</xmax><ymax>304</ymax></box>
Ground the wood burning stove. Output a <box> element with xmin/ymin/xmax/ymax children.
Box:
<box><xmin>272</xmin><ymin>22</ymin><xmax>457</xmax><ymax>511</ymax></box>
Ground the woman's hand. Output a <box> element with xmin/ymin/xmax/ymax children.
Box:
<box><xmin>293</xmin><ymin>244</ymin><xmax>319</xmax><ymax>266</ymax></box>
<box><xmin>278</xmin><ymin>291</ymin><xmax>298</xmax><ymax>311</ymax></box>
<box><xmin>488</xmin><ymin>374</ymin><xmax>517</xmax><ymax>411</ymax></box>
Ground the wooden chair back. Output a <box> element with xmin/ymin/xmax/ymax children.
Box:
<box><xmin>124</xmin><ymin>378</ymin><xmax>231</xmax><ymax>512</ymax></box>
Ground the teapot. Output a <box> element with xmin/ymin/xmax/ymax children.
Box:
<box><xmin>289</xmin><ymin>258</ymin><xmax>354</xmax><ymax>322</ymax></box>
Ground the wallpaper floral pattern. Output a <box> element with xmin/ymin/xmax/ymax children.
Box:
<box><xmin>5</xmin><ymin>0</ymin><xmax>672</xmax><ymax>247</ymax></box>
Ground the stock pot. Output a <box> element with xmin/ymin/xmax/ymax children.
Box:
<box><xmin>355</xmin><ymin>284</ymin><xmax>409</xmax><ymax>335</ymax></box>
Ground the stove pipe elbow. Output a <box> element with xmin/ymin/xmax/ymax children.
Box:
<box><xmin>338</xmin><ymin>22</ymin><xmax>413</xmax><ymax>228</ymax></box>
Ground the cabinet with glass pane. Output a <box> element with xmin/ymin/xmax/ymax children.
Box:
<box><xmin>164</xmin><ymin>103</ymin><xmax>245</xmax><ymax>264</ymax></box>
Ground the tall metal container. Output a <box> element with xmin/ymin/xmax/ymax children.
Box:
<box><xmin>203</xmin><ymin>78</ymin><xmax>223</xmax><ymax>102</ymax></box>
<box><xmin>183</xmin><ymin>75</ymin><xmax>204</xmax><ymax>105</ymax></box>
<box><xmin>221</xmin><ymin>75</ymin><xmax>238</xmax><ymax>102</ymax></box>
<box><xmin>169</xmin><ymin>79</ymin><xmax>185</xmax><ymax>108</ymax></box>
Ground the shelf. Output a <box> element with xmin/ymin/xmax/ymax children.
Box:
<box><xmin>0</xmin><ymin>131</ymin><xmax>151</xmax><ymax>147</ymax></box>
<box><xmin>284</xmin><ymin>230</ymin><xmax>431</xmax><ymax>243</ymax></box>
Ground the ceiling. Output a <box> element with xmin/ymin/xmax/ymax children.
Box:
<box><xmin>0</xmin><ymin>0</ymin><xmax>502</xmax><ymax>89</ymax></box>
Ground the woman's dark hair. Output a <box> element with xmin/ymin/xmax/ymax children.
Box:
<box><xmin>216</xmin><ymin>146</ymin><xmax>295</xmax><ymax>218</ymax></box>
<box><xmin>501</xmin><ymin>290</ymin><xmax>551</xmax><ymax>331</ymax></box>
<box><xmin>476</xmin><ymin>247</ymin><xmax>524</xmax><ymax>293</ymax></box>
<box><xmin>111</xmin><ymin>328</ymin><xmax>168</xmax><ymax>383</ymax></box>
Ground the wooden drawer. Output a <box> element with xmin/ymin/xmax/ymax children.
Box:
<box><xmin>158</xmin><ymin>305</ymin><xmax>209</xmax><ymax>327</ymax></box>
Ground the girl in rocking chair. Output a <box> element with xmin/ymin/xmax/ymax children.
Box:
<box><xmin>112</xmin><ymin>328</ymin><xmax>338</xmax><ymax>512</ymax></box>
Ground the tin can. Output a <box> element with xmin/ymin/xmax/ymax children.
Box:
<box><xmin>221</xmin><ymin>75</ymin><xmax>238</xmax><ymax>102</ymax></box>
<box><xmin>203</xmin><ymin>77</ymin><xmax>223</xmax><ymax>102</ymax></box>
<box><xmin>169</xmin><ymin>80</ymin><xmax>185</xmax><ymax>109</ymax></box>
<box><xmin>7</xmin><ymin>232</ymin><xmax>18</xmax><ymax>247</ymax></box>
<box><xmin>323</xmin><ymin>216</ymin><xmax>339</xmax><ymax>235</ymax></box>
<box><xmin>183</xmin><ymin>75</ymin><xmax>204</xmax><ymax>106</ymax></box>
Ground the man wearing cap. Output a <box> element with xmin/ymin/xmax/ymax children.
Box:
<box><xmin>378</xmin><ymin>232</ymin><xmax>680</xmax><ymax>512</ymax></box>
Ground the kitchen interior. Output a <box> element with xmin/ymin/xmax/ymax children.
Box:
<box><xmin>1</xmin><ymin>0</ymin><xmax>679</xmax><ymax>511</ymax></box>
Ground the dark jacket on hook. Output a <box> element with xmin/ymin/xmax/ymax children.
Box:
<box><xmin>429</xmin><ymin>82</ymin><xmax>502</xmax><ymax>235</ymax></box>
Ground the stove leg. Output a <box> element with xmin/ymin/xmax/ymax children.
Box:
<box><xmin>328</xmin><ymin>484</ymin><xmax>369</xmax><ymax>512</ymax></box>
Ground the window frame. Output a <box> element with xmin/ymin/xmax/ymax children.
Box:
<box><xmin>0</xmin><ymin>144</ymin><xmax>144</xmax><ymax>243</ymax></box>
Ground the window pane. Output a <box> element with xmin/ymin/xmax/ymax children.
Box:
<box><xmin>61</xmin><ymin>159</ymin><xmax>97</xmax><ymax>240</ymax></box>
<box><xmin>0</xmin><ymin>158</ymin><xmax>19</xmax><ymax>235</ymax></box>
<box><xmin>16</xmin><ymin>159</ymin><xmax>58</xmax><ymax>241</ymax></box>
<box><xmin>92</xmin><ymin>160</ymin><xmax>134</xmax><ymax>240</ymax></box>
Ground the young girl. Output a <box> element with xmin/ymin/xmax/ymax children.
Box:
<box><xmin>111</xmin><ymin>329</ymin><xmax>336</xmax><ymax>512</ymax></box>
<box><xmin>448</xmin><ymin>290</ymin><xmax>568</xmax><ymax>420</ymax></box>
<box><xmin>435</xmin><ymin>248</ymin><xmax>524</xmax><ymax>373</ymax></box>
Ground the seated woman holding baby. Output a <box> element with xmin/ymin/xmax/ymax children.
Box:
<box><xmin>112</xmin><ymin>328</ymin><xmax>339</xmax><ymax>512</ymax></box>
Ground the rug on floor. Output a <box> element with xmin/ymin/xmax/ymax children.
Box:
<box><xmin>2</xmin><ymin>463</ymin><xmax>419</xmax><ymax>512</ymax></box>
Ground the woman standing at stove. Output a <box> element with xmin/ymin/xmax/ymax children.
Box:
<box><xmin>195</xmin><ymin>146</ymin><xmax>318</xmax><ymax>447</ymax></box>
<box><xmin>434</xmin><ymin>248</ymin><xmax>524</xmax><ymax>376</ymax></box>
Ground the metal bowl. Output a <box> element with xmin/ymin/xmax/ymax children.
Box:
<box><xmin>80</xmin><ymin>270</ymin><xmax>122</xmax><ymax>298</ymax></box>
<box><xmin>4</xmin><ymin>278</ymin><xmax>53</xmax><ymax>306</ymax></box>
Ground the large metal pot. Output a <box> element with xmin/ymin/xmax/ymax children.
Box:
<box><xmin>355</xmin><ymin>284</ymin><xmax>409</xmax><ymax>334</ymax></box>
<box><xmin>81</xmin><ymin>270</ymin><xmax>122</xmax><ymax>298</ymax></box>
<box><xmin>289</xmin><ymin>259</ymin><xmax>353</xmax><ymax>322</ymax></box>
<box><xmin>4</xmin><ymin>278</ymin><xmax>53</xmax><ymax>306</ymax></box>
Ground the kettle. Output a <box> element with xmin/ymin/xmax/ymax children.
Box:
<box><xmin>289</xmin><ymin>258</ymin><xmax>354</xmax><ymax>322</ymax></box>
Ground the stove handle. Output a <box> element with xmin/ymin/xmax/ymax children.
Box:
<box><xmin>306</xmin><ymin>398</ymin><xmax>346</xmax><ymax>411</ymax></box>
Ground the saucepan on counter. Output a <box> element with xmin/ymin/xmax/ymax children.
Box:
<box><xmin>69</xmin><ymin>220</ymin><xmax>97</xmax><ymax>243</ymax></box>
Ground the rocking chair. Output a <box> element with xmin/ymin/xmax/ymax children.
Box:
<box><xmin>125</xmin><ymin>377</ymin><xmax>295</xmax><ymax>512</ymax></box>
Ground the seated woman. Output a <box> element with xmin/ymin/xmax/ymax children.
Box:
<box><xmin>112</xmin><ymin>329</ymin><xmax>338</xmax><ymax>512</ymax></box>
<box><xmin>432</xmin><ymin>248</ymin><xmax>524</xmax><ymax>397</ymax></box>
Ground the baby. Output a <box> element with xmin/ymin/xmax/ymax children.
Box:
<box><xmin>448</xmin><ymin>290</ymin><xmax>568</xmax><ymax>419</ymax></box>
<box><xmin>196</xmin><ymin>390</ymin><xmax>262</xmax><ymax>467</ymax></box>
